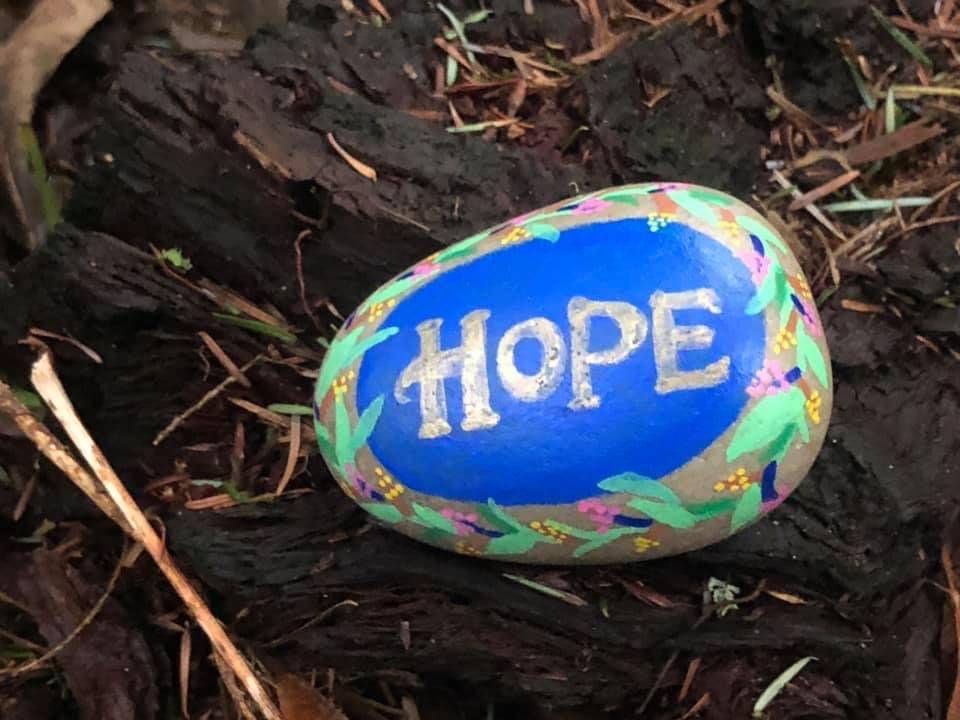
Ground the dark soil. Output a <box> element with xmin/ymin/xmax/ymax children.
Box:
<box><xmin>1</xmin><ymin>0</ymin><xmax>959</xmax><ymax>718</ymax></box>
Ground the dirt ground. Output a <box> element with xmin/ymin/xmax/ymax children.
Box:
<box><xmin>0</xmin><ymin>0</ymin><xmax>959</xmax><ymax>718</ymax></box>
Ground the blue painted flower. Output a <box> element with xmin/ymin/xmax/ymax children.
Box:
<box><xmin>761</xmin><ymin>461</ymin><xmax>782</xmax><ymax>509</ymax></box>
<box><xmin>791</xmin><ymin>295</ymin><xmax>823</xmax><ymax>337</ymax></box>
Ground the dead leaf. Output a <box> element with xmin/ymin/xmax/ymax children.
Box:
<box><xmin>277</xmin><ymin>674</ymin><xmax>350</xmax><ymax>720</ymax></box>
<box><xmin>840</xmin><ymin>299</ymin><xmax>886</xmax><ymax>314</ymax></box>
<box><xmin>0</xmin><ymin>0</ymin><xmax>111</xmax><ymax>251</ymax></box>
<box><xmin>844</xmin><ymin>119</ymin><xmax>945</xmax><ymax>166</ymax></box>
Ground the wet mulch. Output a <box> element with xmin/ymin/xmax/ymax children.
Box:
<box><xmin>1</xmin><ymin>0</ymin><xmax>959</xmax><ymax>718</ymax></box>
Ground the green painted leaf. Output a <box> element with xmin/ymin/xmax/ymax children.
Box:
<box><xmin>779</xmin><ymin>287</ymin><xmax>795</xmax><ymax>327</ymax></box>
<box><xmin>333</xmin><ymin>395</ymin><xmax>351</xmax><ymax>470</ymax></box>
<box><xmin>686</xmin><ymin>498</ymin><xmax>739</xmax><ymax>520</ymax></box>
<box><xmin>362</xmin><ymin>502</ymin><xmax>404</xmax><ymax>524</ymax></box>
<box><xmin>349</xmin><ymin>395</ymin><xmax>384</xmax><ymax>458</ymax></box>
<box><xmin>434</xmin><ymin>230</ymin><xmax>489</xmax><ymax>262</ymax></box>
<box><xmin>345</xmin><ymin>326</ymin><xmax>400</xmax><ymax>369</ymax></box>
<box><xmin>477</xmin><ymin>502</ymin><xmax>521</xmax><ymax>533</ymax></box>
<box><xmin>524</xmin><ymin>222</ymin><xmax>561</xmax><ymax>243</ymax></box>
<box><xmin>746</xmin><ymin>264</ymin><xmax>786</xmax><ymax>315</ymax></box>
<box><xmin>572</xmin><ymin>526</ymin><xmax>644</xmax><ymax>558</ymax></box>
<box><xmin>687</xmin><ymin>188</ymin><xmax>735</xmax><ymax>206</ymax></box>
<box><xmin>542</xmin><ymin>520</ymin><xmax>599</xmax><ymax>541</ymax></box>
<box><xmin>359</xmin><ymin>276</ymin><xmax>421</xmax><ymax>311</ymax></box>
<box><xmin>726</xmin><ymin>387</ymin><xmax>806</xmax><ymax>461</ymax></box>
<box><xmin>796</xmin><ymin>325</ymin><xmax>829</xmax><ymax>387</ymax></box>
<box><xmin>598</xmin><ymin>473</ymin><xmax>681</xmax><ymax>504</ymax></box>
<box><xmin>761</xmin><ymin>423</ymin><xmax>798</xmax><ymax>463</ymax></box>
<box><xmin>313</xmin><ymin>422</ymin><xmax>336</xmax><ymax>462</ymax></box>
<box><xmin>796</xmin><ymin>412</ymin><xmax>810</xmax><ymax>442</ymax></box>
<box><xmin>485</xmin><ymin>530</ymin><xmax>544</xmax><ymax>555</ymax></box>
<box><xmin>669</xmin><ymin>190</ymin><xmax>718</xmax><ymax>225</ymax></box>
<box><xmin>423</xmin><ymin>528</ymin><xmax>450</xmax><ymax>546</ymax></box>
<box><xmin>411</xmin><ymin>503</ymin><xmax>457</xmax><ymax>533</ymax></box>
<box><xmin>602</xmin><ymin>192</ymin><xmax>640</xmax><ymax>206</ymax></box>
<box><xmin>316</xmin><ymin>326</ymin><xmax>364</xmax><ymax>399</ymax></box>
<box><xmin>730</xmin><ymin>483</ymin><xmax>762</xmax><ymax>532</ymax></box>
<box><xmin>736</xmin><ymin>215</ymin><xmax>788</xmax><ymax>254</ymax></box>
<box><xmin>484</xmin><ymin>499</ymin><xmax>524</xmax><ymax>532</ymax></box>
<box><xmin>627</xmin><ymin>498</ymin><xmax>699</xmax><ymax>529</ymax></box>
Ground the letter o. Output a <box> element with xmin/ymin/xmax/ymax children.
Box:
<box><xmin>496</xmin><ymin>318</ymin><xmax>567</xmax><ymax>402</ymax></box>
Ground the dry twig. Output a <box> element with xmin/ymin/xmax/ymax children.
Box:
<box><xmin>26</xmin><ymin>351</ymin><xmax>282</xmax><ymax>720</ymax></box>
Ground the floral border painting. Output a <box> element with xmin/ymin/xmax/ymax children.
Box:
<box><xmin>312</xmin><ymin>183</ymin><xmax>832</xmax><ymax>564</ymax></box>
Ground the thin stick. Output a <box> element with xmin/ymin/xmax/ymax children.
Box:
<box><xmin>153</xmin><ymin>355</ymin><xmax>262</xmax><ymax>446</ymax></box>
<box><xmin>771</xmin><ymin>169</ymin><xmax>847</xmax><ymax>242</ymax></box>
<box><xmin>0</xmin><ymin>382</ymin><xmax>130</xmax><ymax>531</ymax></box>
<box><xmin>788</xmin><ymin>170</ymin><xmax>861</xmax><ymax>211</ymax></box>
<box><xmin>198</xmin><ymin>332</ymin><xmax>251</xmax><ymax>388</ymax></box>
<box><xmin>29</xmin><ymin>351</ymin><xmax>282</xmax><ymax>720</ymax></box>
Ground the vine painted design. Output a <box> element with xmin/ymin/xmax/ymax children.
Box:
<box><xmin>314</xmin><ymin>184</ymin><xmax>831</xmax><ymax>560</ymax></box>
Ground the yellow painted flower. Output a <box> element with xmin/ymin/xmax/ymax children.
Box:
<box><xmin>646</xmin><ymin>212</ymin><xmax>676</xmax><ymax>232</ymax></box>
<box><xmin>717</xmin><ymin>219</ymin><xmax>744</xmax><ymax>244</ymax></box>
<box><xmin>715</xmin><ymin>467</ymin><xmax>752</xmax><ymax>493</ymax></box>
<box><xmin>529</xmin><ymin>520</ymin><xmax>569</xmax><ymax>542</ymax></box>
<box><xmin>455</xmin><ymin>541</ymin><xmax>482</xmax><ymax>556</ymax></box>
<box><xmin>373</xmin><ymin>466</ymin><xmax>405</xmax><ymax>500</ymax></box>
<box><xmin>806</xmin><ymin>390</ymin><xmax>822</xmax><ymax>424</ymax></box>
<box><xmin>367</xmin><ymin>298</ymin><xmax>397</xmax><ymax>322</ymax></box>
<box><xmin>772</xmin><ymin>328</ymin><xmax>798</xmax><ymax>354</ymax></box>
<box><xmin>500</xmin><ymin>227</ymin><xmax>532</xmax><ymax>246</ymax></box>
<box><xmin>333</xmin><ymin>370</ymin><xmax>356</xmax><ymax>396</ymax></box>
<box><xmin>634</xmin><ymin>537</ymin><xmax>661</xmax><ymax>554</ymax></box>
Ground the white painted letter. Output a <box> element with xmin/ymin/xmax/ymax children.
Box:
<box><xmin>496</xmin><ymin>318</ymin><xmax>567</xmax><ymax>402</ymax></box>
<box><xmin>395</xmin><ymin>310</ymin><xmax>500</xmax><ymax>438</ymax></box>
<box><xmin>650</xmin><ymin>288</ymin><xmax>730</xmax><ymax>394</ymax></box>
<box><xmin>567</xmin><ymin>297</ymin><xmax>647</xmax><ymax>410</ymax></box>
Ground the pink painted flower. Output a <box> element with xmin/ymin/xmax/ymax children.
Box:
<box><xmin>797</xmin><ymin>298</ymin><xmax>823</xmax><ymax>337</ymax></box>
<box><xmin>440</xmin><ymin>508</ymin><xmax>480</xmax><ymax>536</ymax></box>
<box><xmin>737</xmin><ymin>249</ymin><xmax>772</xmax><ymax>286</ymax></box>
<box><xmin>412</xmin><ymin>259</ymin><xmax>440</xmax><ymax>276</ymax></box>
<box><xmin>747</xmin><ymin>360</ymin><xmax>790</xmax><ymax>398</ymax></box>
<box><xmin>577</xmin><ymin>500</ymin><xmax>622</xmax><ymax>534</ymax></box>
<box><xmin>572</xmin><ymin>197</ymin><xmax>614</xmax><ymax>215</ymax></box>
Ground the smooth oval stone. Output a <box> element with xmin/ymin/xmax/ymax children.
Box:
<box><xmin>313</xmin><ymin>182</ymin><xmax>832</xmax><ymax>564</ymax></box>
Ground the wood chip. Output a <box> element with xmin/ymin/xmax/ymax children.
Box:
<box><xmin>844</xmin><ymin>119</ymin><xmax>945</xmax><ymax>165</ymax></box>
<box><xmin>327</xmin><ymin>132</ymin><xmax>377</xmax><ymax>181</ymax></box>
<box><xmin>840</xmin><ymin>299</ymin><xmax>886</xmax><ymax>313</ymax></box>
<box><xmin>789</xmin><ymin>170</ymin><xmax>861</xmax><ymax>211</ymax></box>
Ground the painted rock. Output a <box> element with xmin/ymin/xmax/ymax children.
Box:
<box><xmin>313</xmin><ymin>183</ymin><xmax>832</xmax><ymax>564</ymax></box>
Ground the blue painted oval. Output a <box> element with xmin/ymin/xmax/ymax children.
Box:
<box><xmin>356</xmin><ymin>218</ymin><xmax>765</xmax><ymax>505</ymax></box>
